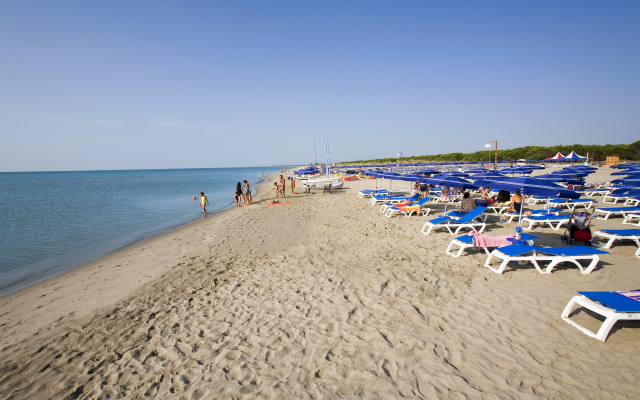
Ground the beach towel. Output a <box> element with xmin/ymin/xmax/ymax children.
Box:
<box><xmin>617</xmin><ymin>290</ymin><xmax>640</xmax><ymax>302</ymax></box>
<box><xmin>468</xmin><ymin>230</ymin><xmax>515</xmax><ymax>248</ymax></box>
<box><xmin>400</xmin><ymin>205</ymin><xmax>421</xmax><ymax>216</ymax></box>
<box><xmin>267</xmin><ymin>201</ymin><xmax>291</xmax><ymax>205</ymax></box>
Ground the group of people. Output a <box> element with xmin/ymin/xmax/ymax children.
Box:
<box><xmin>273</xmin><ymin>175</ymin><xmax>295</xmax><ymax>198</ymax></box>
<box><xmin>234</xmin><ymin>180</ymin><xmax>252</xmax><ymax>207</ymax></box>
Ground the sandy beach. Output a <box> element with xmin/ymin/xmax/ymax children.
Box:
<box><xmin>1</xmin><ymin>168</ymin><xmax>639</xmax><ymax>399</ymax></box>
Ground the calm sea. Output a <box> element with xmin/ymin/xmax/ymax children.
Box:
<box><xmin>0</xmin><ymin>167</ymin><xmax>281</xmax><ymax>297</ymax></box>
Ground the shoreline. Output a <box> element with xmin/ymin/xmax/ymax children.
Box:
<box><xmin>0</xmin><ymin>172</ymin><xmax>282</xmax><ymax>347</ymax></box>
<box><xmin>0</xmin><ymin>172</ymin><xmax>277</xmax><ymax>299</ymax></box>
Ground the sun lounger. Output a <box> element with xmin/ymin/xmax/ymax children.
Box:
<box><xmin>561</xmin><ymin>290</ymin><xmax>640</xmax><ymax>341</ymax></box>
<box><xmin>500</xmin><ymin>208</ymin><xmax>561</xmax><ymax>223</ymax></box>
<box><xmin>484</xmin><ymin>244</ymin><xmax>608</xmax><ymax>274</ymax></box>
<box><xmin>622</xmin><ymin>213</ymin><xmax>640</xmax><ymax>226</ymax></box>
<box><xmin>584</xmin><ymin>189</ymin><xmax>611</xmax><ymax>197</ymax></box>
<box><xmin>527</xmin><ymin>196</ymin><xmax>550</xmax><ymax>205</ymax></box>
<box><xmin>625</xmin><ymin>197</ymin><xmax>640</xmax><ymax>207</ymax></box>
<box><xmin>385</xmin><ymin>197</ymin><xmax>432</xmax><ymax>217</ymax></box>
<box><xmin>446</xmin><ymin>233</ymin><xmax>539</xmax><ymax>257</ymax></box>
<box><xmin>549</xmin><ymin>198</ymin><xmax>594</xmax><ymax>210</ymax></box>
<box><xmin>520</xmin><ymin>214</ymin><xmax>571</xmax><ymax>230</ymax></box>
<box><xmin>593</xmin><ymin>229</ymin><xmax>640</xmax><ymax>250</ymax></box>
<box><xmin>593</xmin><ymin>206</ymin><xmax>640</xmax><ymax>220</ymax></box>
<box><xmin>357</xmin><ymin>189</ymin><xmax>389</xmax><ymax>199</ymax></box>
<box><xmin>421</xmin><ymin>207</ymin><xmax>488</xmax><ymax>235</ymax></box>
<box><xmin>370</xmin><ymin>193</ymin><xmax>419</xmax><ymax>205</ymax></box>
<box><xmin>602</xmin><ymin>193</ymin><xmax>632</xmax><ymax>204</ymax></box>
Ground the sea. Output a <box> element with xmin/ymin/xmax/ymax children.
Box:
<box><xmin>0</xmin><ymin>167</ymin><xmax>282</xmax><ymax>297</ymax></box>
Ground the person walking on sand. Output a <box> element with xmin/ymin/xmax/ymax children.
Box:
<box><xmin>234</xmin><ymin>182</ymin><xmax>244</xmax><ymax>207</ymax></box>
<box><xmin>200</xmin><ymin>192</ymin><xmax>209</xmax><ymax>216</ymax></box>
<box><xmin>279</xmin><ymin>175</ymin><xmax>286</xmax><ymax>198</ymax></box>
<box><xmin>243</xmin><ymin>180</ymin><xmax>252</xmax><ymax>205</ymax></box>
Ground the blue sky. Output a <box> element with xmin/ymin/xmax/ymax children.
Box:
<box><xmin>1</xmin><ymin>1</ymin><xmax>638</xmax><ymax>171</ymax></box>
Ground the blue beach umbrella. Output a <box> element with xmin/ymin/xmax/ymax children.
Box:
<box><xmin>611</xmin><ymin>178</ymin><xmax>640</xmax><ymax>185</ymax></box>
<box><xmin>489</xmin><ymin>177</ymin><xmax>580</xmax><ymax>239</ymax></box>
<box><xmin>422</xmin><ymin>175</ymin><xmax>477</xmax><ymax>214</ymax></box>
<box><xmin>471</xmin><ymin>171</ymin><xmax>507</xmax><ymax>180</ymax></box>
<box><xmin>500</xmin><ymin>167</ymin><xmax>533</xmax><ymax>176</ymax></box>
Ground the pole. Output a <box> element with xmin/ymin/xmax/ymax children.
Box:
<box><xmin>490</xmin><ymin>141</ymin><xmax>498</xmax><ymax>171</ymax></box>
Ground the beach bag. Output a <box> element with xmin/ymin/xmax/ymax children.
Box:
<box><xmin>496</xmin><ymin>190</ymin><xmax>511</xmax><ymax>203</ymax></box>
<box><xmin>574</xmin><ymin>229</ymin><xmax>591</xmax><ymax>242</ymax></box>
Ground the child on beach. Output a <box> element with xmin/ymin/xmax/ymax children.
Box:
<box><xmin>273</xmin><ymin>182</ymin><xmax>281</xmax><ymax>198</ymax></box>
<box><xmin>200</xmin><ymin>192</ymin><xmax>209</xmax><ymax>216</ymax></box>
<box><xmin>290</xmin><ymin>177</ymin><xmax>295</xmax><ymax>194</ymax></box>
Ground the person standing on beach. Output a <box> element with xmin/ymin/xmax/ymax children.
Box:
<box><xmin>273</xmin><ymin>182</ymin><xmax>281</xmax><ymax>198</ymax></box>
<box><xmin>243</xmin><ymin>180</ymin><xmax>252</xmax><ymax>205</ymax></box>
<box><xmin>200</xmin><ymin>192</ymin><xmax>209</xmax><ymax>216</ymax></box>
<box><xmin>290</xmin><ymin>177</ymin><xmax>295</xmax><ymax>194</ymax></box>
<box><xmin>235</xmin><ymin>182</ymin><xmax>244</xmax><ymax>206</ymax></box>
<box><xmin>279</xmin><ymin>175</ymin><xmax>286</xmax><ymax>198</ymax></box>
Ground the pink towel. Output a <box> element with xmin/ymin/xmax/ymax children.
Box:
<box><xmin>468</xmin><ymin>230</ymin><xmax>515</xmax><ymax>248</ymax></box>
<box><xmin>617</xmin><ymin>290</ymin><xmax>640</xmax><ymax>302</ymax></box>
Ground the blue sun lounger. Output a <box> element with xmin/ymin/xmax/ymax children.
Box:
<box><xmin>593</xmin><ymin>206</ymin><xmax>640</xmax><ymax>220</ymax></box>
<box><xmin>521</xmin><ymin>214</ymin><xmax>571</xmax><ymax>230</ymax></box>
<box><xmin>446</xmin><ymin>233</ymin><xmax>539</xmax><ymax>257</ymax></box>
<box><xmin>421</xmin><ymin>207</ymin><xmax>488</xmax><ymax>235</ymax></box>
<box><xmin>371</xmin><ymin>193</ymin><xmax>420</xmax><ymax>205</ymax></box>
<box><xmin>484</xmin><ymin>244</ymin><xmax>608</xmax><ymax>274</ymax></box>
<box><xmin>562</xmin><ymin>290</ymin><xmax>640</xmax><ymax>341</ymax></box>
<box><xmin>593</xmin><ymin>229</ymin><xmax>640</xmax><ymax>251</ymax></box>
<box><xmin>384</xmin><ymin>197</ymin><xmax>433</xmax><ymax>217</ymax></box>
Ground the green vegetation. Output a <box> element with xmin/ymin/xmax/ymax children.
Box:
<box><xmin>340</xmin><ymin>141</ymin><xmax>640</xmax><ymax>165</ymax></box>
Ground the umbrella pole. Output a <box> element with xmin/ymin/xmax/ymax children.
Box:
<box><xmin>516</xmin><ymin>188</ymin><xmax>525</xmax><ymax>240</ymax></box>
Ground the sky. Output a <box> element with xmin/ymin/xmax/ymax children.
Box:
<box><xmin>0</xmin><ymin>1</ymin><xmax>638</xmax><ymax>172</ymax></box>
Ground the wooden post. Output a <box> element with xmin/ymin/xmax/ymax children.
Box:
<box><xmin>490</xmin><ymin>141</ymin><xmax>498</xmax><ymax>171</ymax></box>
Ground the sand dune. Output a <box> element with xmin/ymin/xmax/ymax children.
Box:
<box><xmin>1</xmin><ymin>170</ymin><xmax>639</xmax><ymax>399</ymax></box>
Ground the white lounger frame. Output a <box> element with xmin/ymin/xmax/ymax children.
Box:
<box><xmin>593</xmin><ymin>230</ymin><xmax>640</xmax><ymax>250</ymax></box>
<box><xmin>623</xmin><ymin>213</ymin><xmax>640</xmax><ymax>226</ymax></box>
<box><xmin>421</xmin><ymin>219</ymin><xmax>486</xmax><ymax>235</ymax></box>
<box><xmin>520</xmin><ymin>217</ymin><xmax>569</xmax><ymax>231</ymax></box>
<box><xmin>593</xmin><ymin>208</ymin><xmax>640</xmax><ymax>220</ymax></box>
<box><xmin>446</xmin><ymin>238</ymin><xmax>534</xmax><ymax>258</ymax></box>
<box><xmin>484</xmin><ymin>249</ymin><xmax>601</xmax><ymax>274</ymax></box>
<box><xmin>602</xmin><ymin>194</ymin><xmax>630</xmax><ymax>204</ymax></box>
<box><xmin>561</xmin><ymin>295</ymin><xmax>640</xmax><ymax>341</ymax></box>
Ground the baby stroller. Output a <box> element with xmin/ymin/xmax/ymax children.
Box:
<box><xmin>561</xmin><ymin>209</ymin><xmax>593</xmax><ymax>246</ymax></box>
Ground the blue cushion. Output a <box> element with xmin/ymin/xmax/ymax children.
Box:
<box><xmin>578</xmin><ymin>291</ymin><xmax>640</xmax><ymax>312</ymax></box>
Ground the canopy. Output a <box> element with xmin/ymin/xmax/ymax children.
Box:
<box><xmin>557</xmin><ymin>151</ymin><xmax>586</xmax><ymax>161</ymax></box>
<box><xmin>489</xmin><ymin>177</ymin><xmax>581</xmax><ymax>199</ymax></box>
<box><xmin>422</xmin><ymin>175</ymin><xmax>477</xmax><ymax>190</ymax></box>
<box><xmin>545</xmin><ymin>152</ymin><xmax>565</xmax><ymax>161</ymax></box>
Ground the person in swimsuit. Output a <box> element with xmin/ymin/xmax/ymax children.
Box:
<box><xmin>235</xmin><ymin>182</ymin><xmax>244</xmax><ymax>207</ymax></box>
<box><xmin>279</xmin><ymin>175</ymin><xmax>286</xmax><ymax>198</ymax></box>
<box><xmin>290</xmin><ymin>177</ymin><xmax>295</xmax><ymax>194</ymax></box>
<box><xmin>273</xmin><ymin>182</ymin><xmax>281</xmax><ymax>198</ymax></box>
<box><xmin>243</xmin><ymin>180</ymin><xmax>252</xmax><ymax>205</ymax></box>
<box><xmin>506</xmin><ymin>189</ymin><xmax>523</xmax><ymax>213</ymax></box>
<box><xmin>200</xmin><ymin>192</ymin><xmax>209</xmax><ymax>216</ymax></box>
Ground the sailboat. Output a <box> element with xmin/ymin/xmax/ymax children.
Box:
<box><xmin>301</xmin><ymin>132</ymin><xmax>343</xmax><ymax>189</ymax></box>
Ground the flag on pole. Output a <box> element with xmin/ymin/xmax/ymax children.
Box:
<box><xmin>485</xmin><ymin>144</ymin><xmax>491</xmax><ymax>148</ymax></box>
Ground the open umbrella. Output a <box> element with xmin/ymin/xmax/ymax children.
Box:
<box><xmin>489</xmin><ymin>177</ymin><xmax>580</xmax><ymax>239</ymax></box>
<box><xmin>500</xmin><ymin>167</ymin><xmax>533</xmax><ymax>176</ymax></box>
<box><xmin>422</xmin><ymin>175</ymin><xmax>477</xmax><ymax>214</ymax></box>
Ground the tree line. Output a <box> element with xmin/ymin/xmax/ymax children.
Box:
<box><xmin>340</xmin><ymin>141</ymin><xmax>640</xmax><ymax>165</ymax></box>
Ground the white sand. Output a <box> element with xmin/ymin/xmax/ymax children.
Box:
<box><xmin>1</xmin><ymin>168</ymin><xmax>639</xmax><ymax>399</ymax></box>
